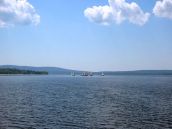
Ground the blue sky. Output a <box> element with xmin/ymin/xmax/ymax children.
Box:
<box><xmin>0</xmin><ymin>0</ymin><xmax>172</xmax><ymax>71</ymax></box>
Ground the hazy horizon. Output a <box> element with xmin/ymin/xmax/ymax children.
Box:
<box><xmin>1</xmin><ymin>0</ymin><xmax>172</xmax><ymax>71</ymax></box>
<box><xmin>1</xmin><ymin>64</ymin><xmax>172</xmax><ymax>73</ymax></box>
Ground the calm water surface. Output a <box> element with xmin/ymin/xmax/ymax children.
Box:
<box><xmin>0</xmin><ymin>75</ymin><xmax>172</xmax><ymax>129</ymax></box>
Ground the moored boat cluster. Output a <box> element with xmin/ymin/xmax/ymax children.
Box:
<box><xmin>71</xmin><ymin>72</ymin><xmax>104</xmax><ymax>76</ymax></box>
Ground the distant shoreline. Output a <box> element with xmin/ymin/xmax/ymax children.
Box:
<box><xmin>0</xmin><ymin>65</ymin><xmax>172</xmax><ymax>76</ymax></box>
<box><xmin>1</xmin><ymin>74</ymin><xmax>172</xmax><ymax>76</ymax></box>
<box><xmin>0</xmin><ymin>68</ymin><xmax>48</xmax><ymax>75</ymax></box>
<box><xmin>0</xmin><ymin>74</ymin><xmax>48</xmax><ymax>76</ymax></box>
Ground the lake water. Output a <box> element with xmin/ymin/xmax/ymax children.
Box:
<box><xmin>0</xmin><ymin>75</ymin><xmax>172</xmax><ymax>129</ymax></box>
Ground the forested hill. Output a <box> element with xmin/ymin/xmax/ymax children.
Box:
<box><xmin>0</xmin><ymin>68</ymin><xmax>48</xmax><ymax>75</ymax></box>
<box><xmin>101</xmin><ymin>70</ymin><xmax>172</xmax><ymax>76</ymax></box>
<box><xmin>0</xmin><ymin>65</ymin><xmax>81</xmax><ymax>74</ymax></box>
<box><xmin>1</xmin><ymin>65</ymin><xmax>172</xmax><ymax>75</ymax></box>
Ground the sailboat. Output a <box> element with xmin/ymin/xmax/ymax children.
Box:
<box><xmin>101</xmin><ymin>72</ymin><xmax>104</xmax><ymax>76</ymax></box>
<box><xmin>71</xmin><ymin>72</ymin><xmax>75</xmax><ymax>76</ymax></box>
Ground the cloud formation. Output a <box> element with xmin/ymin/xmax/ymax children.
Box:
<box><xmin>153</xmin><ymin>0</ymin><xmax>172</xmax><ymax>19</ymax></box>
<box><xmin>0</xmin><ymin>0</ymin><xmax>40</xmax><ymax>28</ymax></box>
<box><xmin>84</xmin><ymin>0</ymin><xmax>150</xmax><ymax>26</ymax></box>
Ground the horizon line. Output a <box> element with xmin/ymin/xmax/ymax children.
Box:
<box><xmin>0</xmin><ymin>64</ymin><xmax>172</xmax><ymax>72</ymax></box>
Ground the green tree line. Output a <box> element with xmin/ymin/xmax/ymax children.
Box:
<box><xmin>0</xmin><ymin>68</ymin><xmax>48</xmax><ymax>75</ymax></box>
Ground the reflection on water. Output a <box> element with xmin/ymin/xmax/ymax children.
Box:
<box><xmin>0</xmin><ymin>75</ymin><xmax>172</xmax><ymax>129</ymax></box>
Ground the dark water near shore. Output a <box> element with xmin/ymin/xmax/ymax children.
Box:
<box><xmin>0</xmin><ymin>75</ymin><xmax>172</xmax><ymax>129</ymax></box>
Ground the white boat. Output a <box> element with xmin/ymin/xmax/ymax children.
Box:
<box><xmin>71</xmin><ymin>72</ymin><xmax>75</xmax><ymax>76</ymax></box>
<box><xmin>81</xmin><ymin>72</ymin><xmax>89</xmax><ymax>76</ymax></box>
<box><xmin>101</xmin><ymin>72</ymin><xmax>104</xmax><ymax>76</ymax></box>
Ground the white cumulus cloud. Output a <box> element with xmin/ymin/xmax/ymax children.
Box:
<box><xmin>84</xmin><ymin>5</ymin><xmax>114</xmax><ymax>25</ymax></box>
<box><xmin>84</xmin><ymin>0</ymin><xmax>150</xmax><ymax>26</ymax></box>
<box><xmin>0</xmin><ymin>0</ymin><xmax>40</xmax><ymax>28</ymax></box>
<box><xmin>153</xmin><ymin>0</ymin><xmax>172</xmax><ymax>19</ymax></box>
